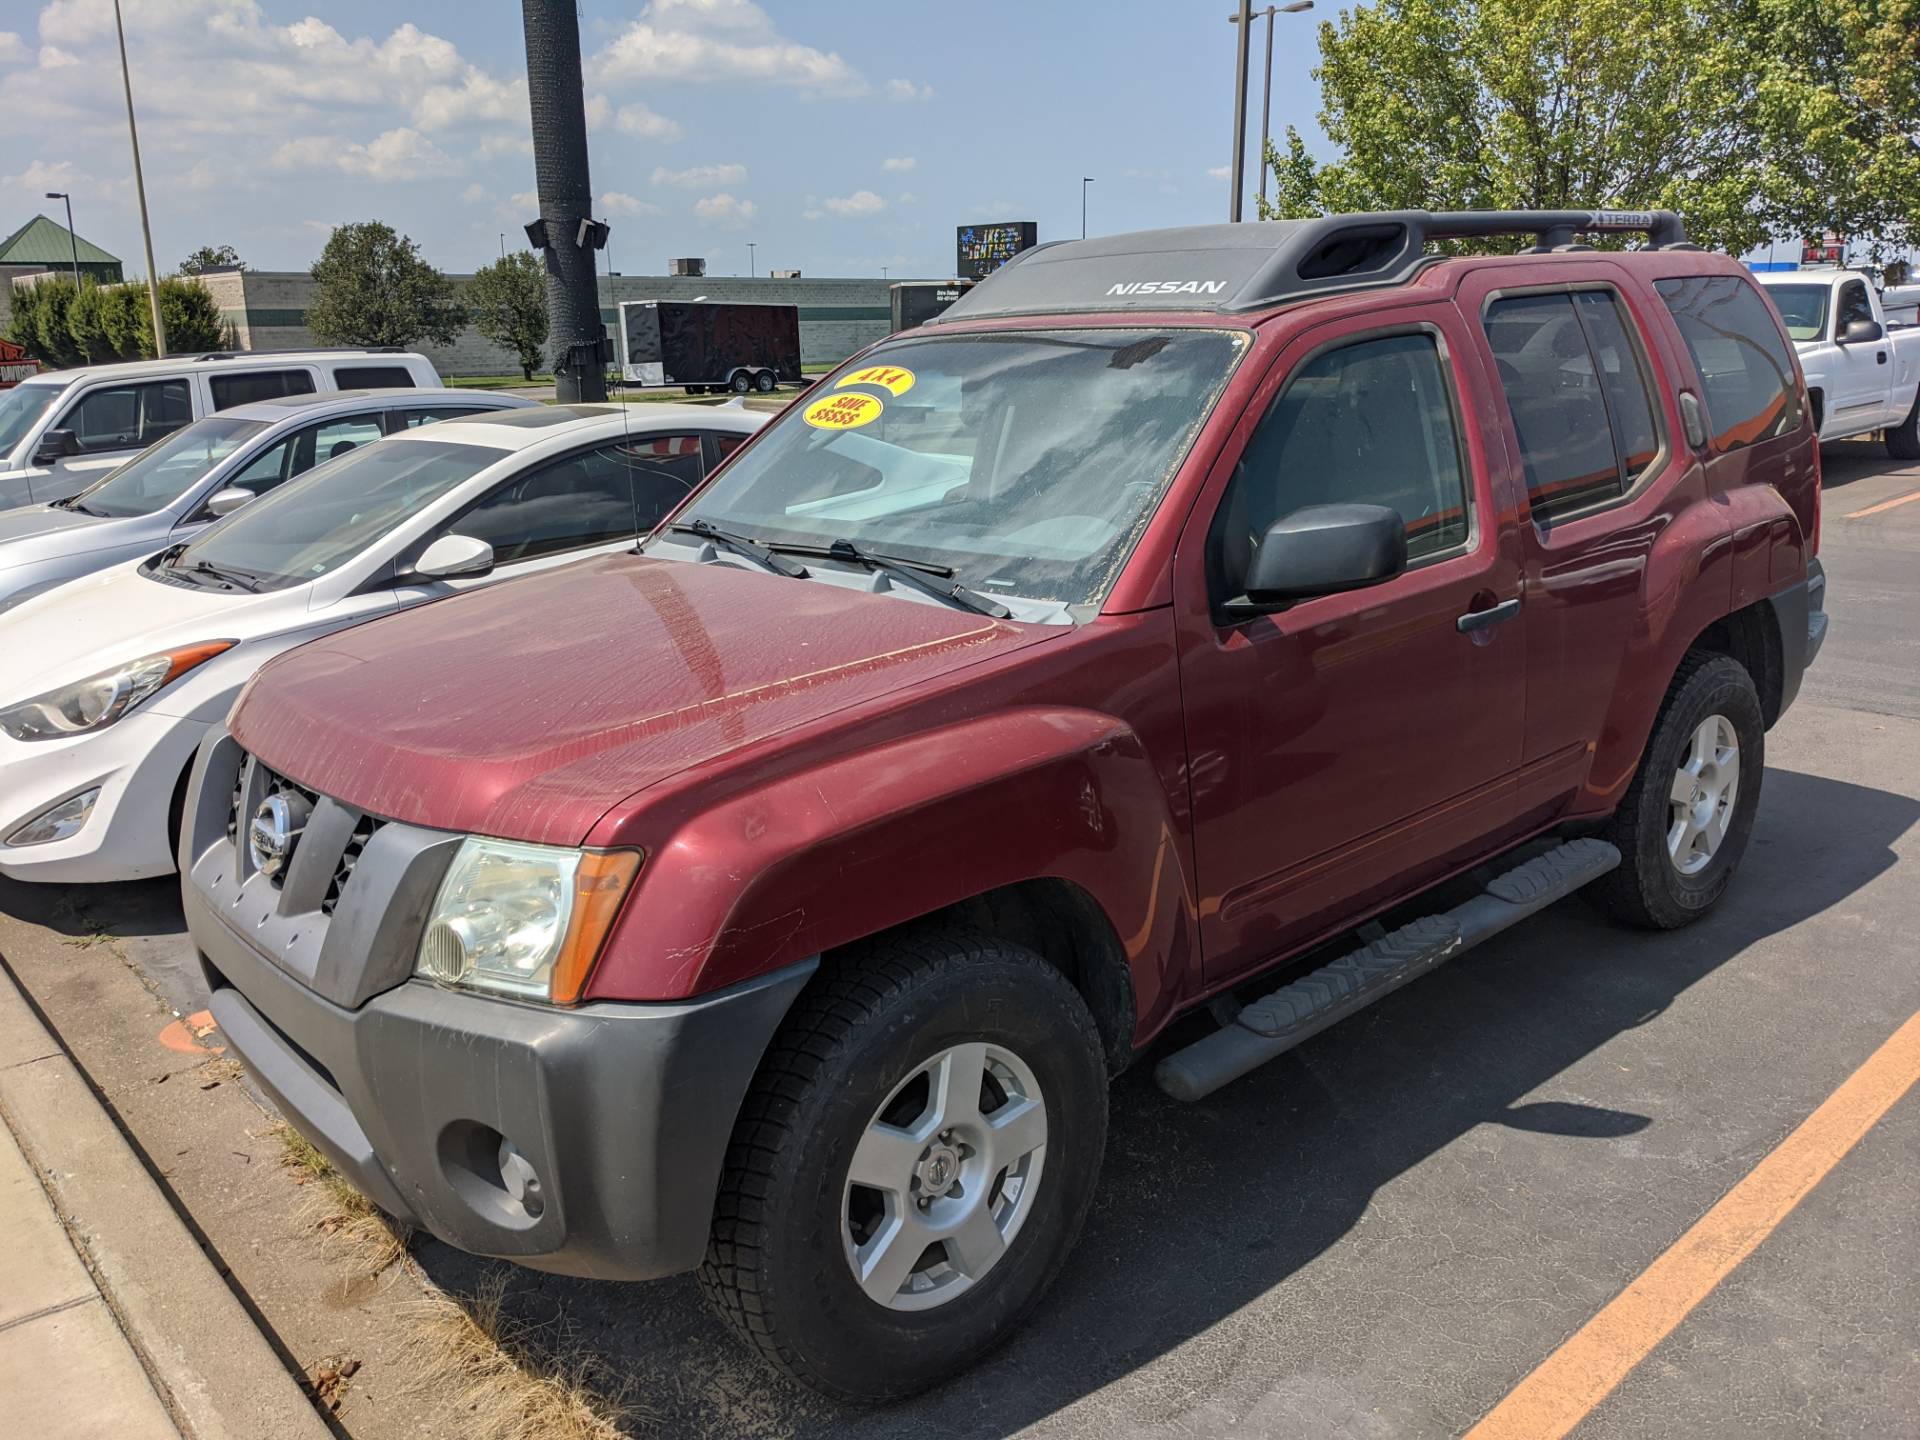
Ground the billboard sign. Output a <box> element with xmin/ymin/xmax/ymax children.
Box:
<box><xmin>957</xmin><ymin>222</ymin><xmax>1037</xmax><ymax>280</ymax></box>
<box><xmin>0</xmin><ymin>336</ymin><xmax>37</xmax><ymax>390</ymax></box>
<box><xmin>1800</xmin><ymin>231</ymin><xmax>1846</xmax><ymax>267</ymax></box>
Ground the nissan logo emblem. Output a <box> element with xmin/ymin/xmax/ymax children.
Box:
<box><xmin>247</xmin><ymin>794</ymin><xmax>304</xmax><ymax>879</ymax></box>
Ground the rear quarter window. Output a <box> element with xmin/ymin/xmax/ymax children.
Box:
<box><xmin>208</xmin><ymin>369</ymin><xmax>317</xmax><ymax>409</ymax></box>
<box><xmin>1653</xmin><ymin>276</ymin><xmax>1802</xmax><ymax>451</ymax></box>
<box><xmin>333</xmin><ymin>365</ymin><xmax>417</xmax><ymax>389</ymax></box>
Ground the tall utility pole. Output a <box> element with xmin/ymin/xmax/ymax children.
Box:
<box><xmin>522</xmin><ymin>0</ymin><xmax>607</xmax><ymax>402</ymax></box>
<box><xmin>1228</xmin><ymin>0</ymin><xmax>1254</xmax><ymax>221</ymax></box>
<box><xmin>112</xmin><ymin>0</ymin><xmax>165</xmax><ymax>356</ymax></box>
<box><xmin>1229</xmin><ymin>2</ymin><xmax>1313</xmax><ymax>220</ymax></box>
<box><xmin>1082</xmin><ymin>177</ymin><xmax>1094</xmax><ymax>239</ymax></box>
<box><xmin>748</xmin><ymin>241</ymin><xmax>756</xmax><ymax>278</ymax></box>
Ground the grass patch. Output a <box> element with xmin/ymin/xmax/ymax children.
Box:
<box><xmin>407</xmin><ymin>1271</ymin><xmax>633</xmax><ymax>1440</ymax></box>
<box><xmin>274</xmin><ymin>1123</ymin><xmax>411</xmax><ymax>1272</ymax></box>
<box><xmin>448</xmin><ymin>374</ymin><xmax>553</xmax><ymax>389</ymax></box>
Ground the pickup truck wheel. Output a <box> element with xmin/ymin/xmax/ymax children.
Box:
<box><xmin>699</xmin><ymin>933</ymin><xmax>1108</xmax><ymax>1403</ymax></box>
<box><xmin>1588</xmin><ymin>653</ymin><xmax>1764</xmax><ymax>929</ymax></box>
<box><xmin>1887</xmin><ymin>392</ymin><xmax>1920</xmax><ymax>460</ymax></box>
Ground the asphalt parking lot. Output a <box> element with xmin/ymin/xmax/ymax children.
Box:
<box><xmin>2</xmin><ymin>441</ymin><xmax>1916</xmax><ymax>1439</ymax></box>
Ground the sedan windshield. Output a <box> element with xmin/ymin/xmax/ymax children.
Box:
<box><xmin>71</xmin><ymin>416</ymin><xmax>266</xmax><ymax>518</ymax></box>
<box><xmin>169</xmin><ymin>438</ymin><xmax>506</xmax><ymax>590</ymax></box>
<box><xmin>0</xmin><ymin>382</ymin><xmax>68</xmax><ymax>458</ymax></box>
<box><xmin>678</xmin><ymin>328</ymin><xmax>1246</xmax><ymax>607</ymax></box>
<box><xmin>1766</xmin><ymin>284</ymin><xmax>1829</xmax><ymax>342</ymax></box>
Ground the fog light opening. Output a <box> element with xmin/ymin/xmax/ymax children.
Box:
<box><xmin>7</xmin><ymin>788</ymin><xmax>101</xmax><ymax>847</ymax></box>
<box><xmin>436</xmin><ymin>1120</ymin><xmax>546</xmax><ymax>1231</ymax></box>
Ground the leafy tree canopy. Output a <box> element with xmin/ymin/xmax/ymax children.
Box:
<box><xmin>467</xmin><ymin>250</ymin><xmax>549</xmax><ymax>381</ymax></box>
<box><xmin>4</xmin><ymin>276</ymin><xmax>226</xmax><ymax>365</ymax></box>
<box><xmin>307</xmin><ymin>221</ymin><xmax>465</xmax><ymax>349</ymax></box>
<box><xmin>179</xmin><ymin>244</ymin><xmax>243</xmax><ymax>274</ymax></box>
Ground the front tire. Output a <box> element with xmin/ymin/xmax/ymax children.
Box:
<box><xmin>1588</xmin><ymin>652</ymin><xmax>1764</xmax><ymax>929</ymax></box>
<box><xmin>700</xmin><ymin>932</ymin><xmax>1108</xmax><ymax>1403</ymax></box>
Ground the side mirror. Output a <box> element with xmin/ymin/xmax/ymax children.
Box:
<box><xmin>1839</xmin><ymin>318</ymin><xmax>1884</xmax><ymax>344</ymax></box>
<box><xmin>405</xmin><ymin>533</ymin><xmax>494</xmax><ymax>582</ymax></box>
<box><xmin>32</xmin><ymin>429</ymin><xmax>78</xmax><ymax>465</ymax></box>
<box><xmin>204</xmin><ymin>487</ymin><xmax>253</xmax><ymax>518</ymax></box>
<box><xmin>1236</xmin><ymin>503</ymin><xmax>1407</xmax><ymax>610</ymax></box>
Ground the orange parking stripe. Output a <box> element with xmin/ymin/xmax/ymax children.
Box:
<box><xmin>1845</xmin><ymin>488</ymin><xmax>1920</xmax><ymax>518</ymax></box>
<box><xmin>1465</xmin><ymin>1009</ymin><xmax>1920</xmax><ymax>1440</ymax></box>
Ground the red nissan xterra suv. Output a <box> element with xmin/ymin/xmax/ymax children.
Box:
<box><xmin>181</xmin><ymin>210</ymin><xmax>1826</xmax><ymax>1402</ymax></box>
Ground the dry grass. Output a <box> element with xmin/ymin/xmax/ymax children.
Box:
<box><xmin>273</xmin><ymin>1123</ymin><xmax>411</xmax><ymax>1272</ymax></box>
<box><xmin>406</xmin><ymin>1270</ymin><xmax>634</xmax><ymax>1440</ymax></box>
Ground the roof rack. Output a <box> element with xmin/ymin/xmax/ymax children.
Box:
<box><xmin>932</xmin><ymin>209</ymin><xmax>1695</xmax><ymax>324</ymax></box>
<box><xmin>190</xmin><ymin>346</ymin><xmax>409</xmax><ymax>361</ymax></box>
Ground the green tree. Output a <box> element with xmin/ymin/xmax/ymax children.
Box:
<box><xmin>66</xmin><ymin>282</ymin><xmax>117</xmax><ymax>363</ymax></box>
<box><xmin>466</xmin><ymin>251</ymin><xmax>549</xmax><ymax>381</ymax></box>
<box><xmin>1260</xmin><ymin>0</ymin><xmax>1778</xmax><ymax>254</ymax></box>
<box><xmin>154</xmin><ymin>277</ymin><xmax>227</xmax><ymax>353</ymax></box>
<box><xmin>178</xmin><ymin>244</ymin><xmax>243</xmax><ymax>275</ymax></box>
<box><xmin>306</xmin><ymin>221</ymin><xmax>465</xmax><ymax>349</ymax></box>
<box><xmin>23</xmin><ymin>280</ymin><xmax>84</xmax><ymax>368</ymax></box>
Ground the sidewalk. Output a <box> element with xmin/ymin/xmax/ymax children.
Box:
<box><xmin>0</xmin><ymin>1114</ymin><xmax>179</xmax><ymax>1439</ymax></box>
<box><xmin>0</xmin><ymin>962</ymin><xmax>331</xmax><ymax>1440</ymax></box>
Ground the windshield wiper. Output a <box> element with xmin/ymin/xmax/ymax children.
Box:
<box><xmin>176</xmin><ymin>558</ymin><xmax>264</xmax><ymax>593</ymax></box>
<box><xmin>665</xmin><ymin>519</ymin><xmax>809</xmax><ymax>578</ymax></box>
<box><xmin>796</xmin><ymin>537</ymin><xmax>1012</xmax><ymax>619</ymax></box>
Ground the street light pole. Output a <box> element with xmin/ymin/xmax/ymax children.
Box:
<box><xmin>1228</xmin><ymin>2</ymin><xmax>1313</xmax><ymax>222</ymax></box>
<box><xmin>1228</xmin><ymin>0</ymin><xmax>1253</xmax><ymax>221</ymax></box>
<box><xmin>45</xmin><ymin>192</ymin><xmax>82</xmax><ymax>290</ymax></box>
<box><xmin>1082</xmin><ymin>177</ymin><xmax>1094</xmax><ymax>239</ymax></box>
<box><xmin>748</xmin><ymin>242</ymin><xmax>756</xmax><ymax>278</ymax></box>
<box><xmin>111</xmin><ymin>0</ymin><xmax>166</xmax><ymax>357</ymax></box>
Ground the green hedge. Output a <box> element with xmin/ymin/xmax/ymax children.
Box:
<box><xmin>5</xmin><ymin>276</ymin><xmax>230</xmax><ymax>367</ymax></box>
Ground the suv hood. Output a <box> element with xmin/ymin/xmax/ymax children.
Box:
<box><xmin>0</xmin><ymin>504</ymin><xmax>143</xmax><ymax>568</ymax></box>
<box><xmin>231</xmin><ymin>554</ymin><xmax>1052</xmax><ymax>846</ymax></box>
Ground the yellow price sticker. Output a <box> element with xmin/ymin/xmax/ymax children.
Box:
<box><xmin>803</xmin><ymin>391</ymin><xmax>885</xmax><ymax>430</ymax></box>
<box><xmin>836</xmin><ymin>364</ymin><xmax>916</xmax><ymax>397</ymax></box>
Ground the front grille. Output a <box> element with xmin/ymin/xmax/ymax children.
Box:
<box><xmin>322</xmin><ymin>814</ymin><xmax>385</xmax><ymax>917</ymax></box>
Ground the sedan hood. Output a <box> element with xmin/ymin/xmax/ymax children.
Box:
<box><xmin>0</xmin><ymin>561</ymin><xmax>282</xmax><ymax>706</ymax></box>
<box><xmin>0</xmin><ymin>504</ymin><xmax>136</xmax><ymax>568</ymax></box>
<box><xmin>232</xmin><ymin>554</ymin><xmax>1052</xmax><ymax>846</ymax></box>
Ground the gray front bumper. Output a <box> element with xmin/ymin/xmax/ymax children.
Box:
<box><xmin>180</xmin><ymin>727</ymin><xmax>813</xmax><ymax>1281</ymax></box>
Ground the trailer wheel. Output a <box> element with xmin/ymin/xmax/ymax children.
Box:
<box><xmin>754</xmin><ymin>370</ymin><xmax>778</xmax><ymax>393</ymax></box>
<box><xmin>730</xmin><ymin>371</ymin><xmax>753</xmax><ymax>394</ymax></box>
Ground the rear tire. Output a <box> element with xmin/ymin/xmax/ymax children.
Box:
<box><xmin>699</xmin><ymin>932</ymin><xmax>1108</xmax><ymax>1403</ymax></box>
<box><xmin>754</xmin><ymin>369</ymin><xmax>777</xmax><ymax>393</ymax></box>
<box><xmin>730</xmin><ymin>371</ymin><xmax>753</xmax><ymax>394</ymax></box>
<box><xmin>1588</xmin><ymin>652</ymin><xmax>1764</xmax><ymax>929</ymax></box>
<box><xmin>1887</xmin><ymin>391</ymin><xmax>1920</xmax><ymax>459</ymax></box>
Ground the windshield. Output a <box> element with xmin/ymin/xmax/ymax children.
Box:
<box><xmin>71</xmin><ymin>416</ymin><xmax>267</xmax><ymax>517</ymax></box>
<box><xmin>0</xmin><ymin>382</ymin><xmax>68</xmax><ymax>458</ymax></box>
<box><xmin>1766</xmin><ymin>285</ymin><xmax>1829</xmax><ymax>342</ymax></box>
<box><xmin>678</xmin><ymin>328</ymin><xmax>1246</xmax><ymax>606</ymax></box>
<box><xmin>170</xmin><ymin>438</ymin><xmax>505</xmax><ymax>590</ymax></box>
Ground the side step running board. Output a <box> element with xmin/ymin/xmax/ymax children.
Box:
<box><xmin>1155</xmin><ymin>838</ymin><xmax>1621</xmax><ymax>1102</ymax></box>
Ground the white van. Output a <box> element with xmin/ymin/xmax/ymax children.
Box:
<box><xmin>0</xmin><ymin>349</ymin><xmax>442</xmax><ymax>510</ymax></box>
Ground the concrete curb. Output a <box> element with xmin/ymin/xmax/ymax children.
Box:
<box><xmin>0</xmin><ymin>962</ymin><xmax>332</xmax><ymax>1440</ymax></box>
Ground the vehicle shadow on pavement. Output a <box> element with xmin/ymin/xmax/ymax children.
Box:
<box><xmin>407</xmin><ymin>764</ymin><xmax>1919</xmax><ymax>1439</ymax></box>
<box><xmin>1817</xmin><ymin>439</ymin><xmax>1910</xmax><ymax>491</ymax></box>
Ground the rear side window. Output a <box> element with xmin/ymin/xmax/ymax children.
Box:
<box><xmin>1653</xmin><ymin>276</ymin><xmax>1801</xmax><ymax>451</ymax></box>
<box><xmin>448</xmin><ymin>445</ymin><xmax>642</xmax><ymax>564</ymax></box>
<box><xmin>65</xmin><ymin>379</ymin><xmax>191</xmax><ymax>452</ymax></box>
<box><xmin>397</xmin><ymin>406</ymin><xmax>489</xmax><ymax>428</ymax></box>
<box><xmin>1482</xmin><ymin>290</ymin><xmax>1661</xmax><ymax>520</ymax></box>
<box><xmin>208</xmin><ymin>368</ymin><xmax>316</xmax><ymax>409</ymax></box>
<box><xmin>609</xmin><ymin>433</ymin><xmax>707</xmax><ymax>527</ymax></box>
<box><xmin>1220</xmin><ymin>332</ymin><xmax>1469</xmax><ymax>581</ymax></box>
<box><xmin>333</xmin><ymin>365</ymin><xmax>415</xmax><ymax>390</ymax></box>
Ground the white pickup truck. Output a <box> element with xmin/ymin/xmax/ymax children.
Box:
<box><xmin>1756</xmin><ymin>270</ymin><xmax>1920</xmax><ymax>457</ymax></box>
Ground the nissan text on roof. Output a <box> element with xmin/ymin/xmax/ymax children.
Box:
<box><xmin>1754</xmin><ymin>268</ymin><xmax>1920</xmax><ymax>455</ymax></box>
<box><xmin>178</xmin><ymin>210</ymin><xmax>1826</xmax><ymax>1401</ymax></box>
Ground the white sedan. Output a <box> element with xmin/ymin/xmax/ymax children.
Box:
<box><xmin>0</xmin><ymin>402</ymin><xmax>764</xmax><ymax>883</ymax></box>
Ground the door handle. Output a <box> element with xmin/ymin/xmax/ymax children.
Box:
<box><xmin>1457</xmin><ymin>597</ymin><xmax>1521</xmax><ymax>633</ymax></box>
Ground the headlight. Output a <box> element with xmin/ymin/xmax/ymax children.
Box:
<box><xmin>0</xmin><ymin>641</ymin><xmax>236</xmax><ymax>742</ymax></box>
<box><xmin>416</xmin><ymin>838</ymin><xmax>640</xmax><ymax>1004</ymax></box>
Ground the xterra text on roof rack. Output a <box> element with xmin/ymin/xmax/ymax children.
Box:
<box><xmin>180</xmin><ymin>209</ymin><xmax>1826</xmax><ymax>1401</ymax></box>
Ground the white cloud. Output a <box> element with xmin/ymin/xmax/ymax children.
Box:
<box><xmin>509</xmin><ymin>190</ymin><xmax>539</xmax><ymax>214</ymax></box>
<box><xmin>38</xmin><ymin>44</ymin><xmax>79</xmax><ymax>70</ymax></box>
<box><xmin>461</xmin><ymin>183</ymin><xmax>493</xmax><ymax>205</ymax></box>
<box><xmin>274</xmin><ymin>127</ymin><xmax>449</xmax><ymax>182</ymax></box>
<box><xmin>1206</xmin><ymin>165</ymin><xmax>1232</xmax><ymax>181</ymax></box>
<box><xmin>882</xmin><ymin>156</ymin><xmax>916</xmax><ymax>173</ymax></box>
<box><xmin>820</xmin><ymin>190</ymin><xmax>887</xmax><ymax>218</ymax></box>
<box><xmin>897</xmin><ymin>191</ymin><xmax>918</xmax><ymax>205</ymax></box>
<box><xmin>613</xmin><ymin>101</ymin><xmax>683</xmax><ymax>140</ymax></box>
<box><xmin>3</xmin><ymin>158</ymin><xmax>86</xmax><ymax>196</ymax></box>
<box><xmin>0</xmin><ymin>31</ymin><xmax>28</xmax><ymax>65</ymax></box>
<box><xmin>693</xmin><ymin>192</ymin><xmax>757</xmax><ymax>228</ymax></box>
<box><xmin>885</xmin><ymin>78</ymin><xmax>934</xmax><ymax>101</ymax></box>
<box><xmin>593</xmin><ymin>0</ymin><xmax>865</xmax><ymax>97</ymax></box>
<box><xmin>652</xmin><ymin>162</ymin><xmax>747</xmax><ymax>188</ymax></box>
<box><xmin>602</xmin><ymin>191</ymin><xmax>664</xmax><ymax>217</ymax></box>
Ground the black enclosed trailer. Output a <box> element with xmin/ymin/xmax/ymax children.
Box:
<box><xmin>617</xmin><ymin>301</ymin><xmax>803</xmax><ymax>393</ymax></box>
<box><xmin>890</xmin><ymin>281</ymin><xmax>974</xmax><ymax>333</ymax></box>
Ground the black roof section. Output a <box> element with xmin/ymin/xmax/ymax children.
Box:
<box><xmin>931</xmin><ymin>209</ymin><xmax>1694</xmax><ymax>324</ymax></box>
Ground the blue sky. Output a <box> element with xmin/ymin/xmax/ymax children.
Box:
<box><xmin>0</xmin><ymin>0</ymin><xmax>1327</xmax><ymax>279</ymax></box>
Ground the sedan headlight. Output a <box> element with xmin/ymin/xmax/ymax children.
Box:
<box><xmin>0</xmin><ymin>641</ymin><xmax>236</xmax><ymax>741</ymax></box>
<box><xmin>416</xmin><ymin>838</ymin><xmax>640</xmax><ymax>1004</ymax></box>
